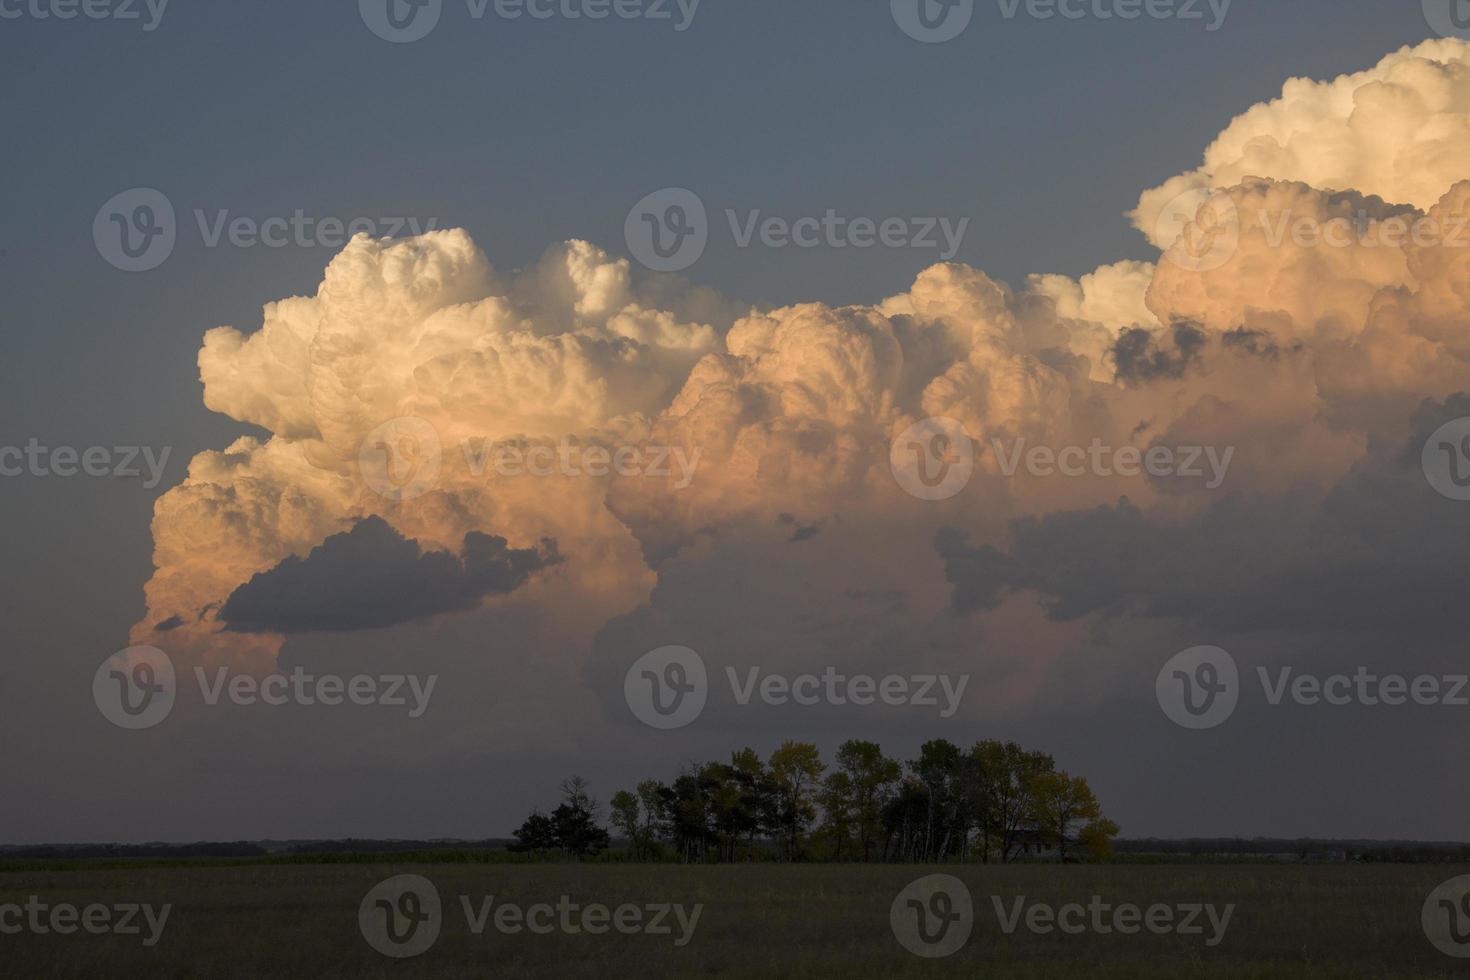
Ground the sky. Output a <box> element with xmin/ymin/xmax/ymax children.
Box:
<box><xmin>3</xmin><ymin>0</ymin><xmax>1470</xmax><ymax>844</ymax></box>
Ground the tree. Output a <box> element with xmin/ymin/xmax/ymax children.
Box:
<box><xmin>728</xmin><ymin>748</ymin><xmax>776</xmax><ymax>860</ymax></box>
<box><xmin>512</xmin><ymin>777</ymin><xmax>610</xmax><ymax>857</ymax></box>
<box><xmin>551</xmin><ymin>776</ymin><xmax>610</xmax><ymax>857</ymax></box>
<box><xmin>610</xmin><ymin>790</ymin><xmax>643</xmax><ymax>858</ymax></box>
<box><xmin>976</xmin><ymin>740</ymin><xmax>1055</xmax><ymax>862</ymax></box>
<box><xmin>831</xmin><ymin>740</ymin><xmax>901</xmax><ymax>862</ymax></box>
<box><xmin>910</xmin><ymin>739</ymin><xmax>963</xmax><ymax>862</ymax></box>
<box><xmin>1078</xmin><ymin>818</ymin><xmax>1121</xmax><ymax>861</ymax></box>
<box><xmin>769</xmin><ymin>741</ymin><xmax>825</xmax><ymax>861</ymax></box>
<box><xmin>509</xmin><ymin>811</ymin><xmax>557</xmax><ymax>854</ymax></box>
<box><xmin>1028</xmin><ymin>771</ymin><xmax>1102</xmax><ymax>861</ymax></box>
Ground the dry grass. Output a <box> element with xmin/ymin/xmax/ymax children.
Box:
<box><xmin>0</xmin><ymin>862</ymin><xmax>1462</xmax><ymax>978</ymax></box>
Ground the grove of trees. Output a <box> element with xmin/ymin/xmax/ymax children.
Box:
<box><xmin>513</xmin><ymin>739</ymin><xmax>1119</xmax><ymax>863</ymax></box>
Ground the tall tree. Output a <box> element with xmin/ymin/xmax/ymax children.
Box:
<box><xmin>1028</xmin><ymin>771</ymin><xmax>1102</xmax><ymax>860</ymax></box>
<box><xmin>832</xmin><ymin>740</ymin><xmax>901</xmax><ymax>862</ymax></box>
<box><xmin>769</xmin><ymin>741</ymin><xmax>825</xmax><ymax>861</ymax></box>
<box><xmin>975</xmin><ymin>740</ymin><xmax>1055</xmax><ymax>862</ymax></box>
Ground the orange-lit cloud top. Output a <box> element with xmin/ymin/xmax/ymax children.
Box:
<box><xmin>133</xmin><ymin>40</ymin><xmax>1470</xmax><ymax>692</ymax></box>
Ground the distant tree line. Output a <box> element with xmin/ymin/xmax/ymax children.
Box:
<box><xmin>511</xmin><ymin>739</ymin><xmax>1119</xmax><ymax>863</ymax></box>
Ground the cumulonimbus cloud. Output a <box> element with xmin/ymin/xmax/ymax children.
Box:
<box><xmin>132</xmin><ymin>40</ymin><xmax>1470</xmax><ymax>724</ymax></box>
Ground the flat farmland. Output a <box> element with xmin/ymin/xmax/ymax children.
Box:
<box><xmin>0</xmin><ymin>862</ymin><xmax>1464</xmax><ymax>978</ymax></box>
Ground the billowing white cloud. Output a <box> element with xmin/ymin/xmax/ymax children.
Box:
<box><xmin>133</xmin><ymin>42</ymin><xmax>1470</xmax><ymax>772</ymax></box>
<box><xmin>1134</xmin><ymin>38</ymin><xmax>1470</xmax><ymax>246</ymax></box>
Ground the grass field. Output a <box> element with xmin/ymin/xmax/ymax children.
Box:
<box><xmin>1</xmin><ymin>861</ymin><xmax>1464</xmax><ymax>978</ymax></box>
